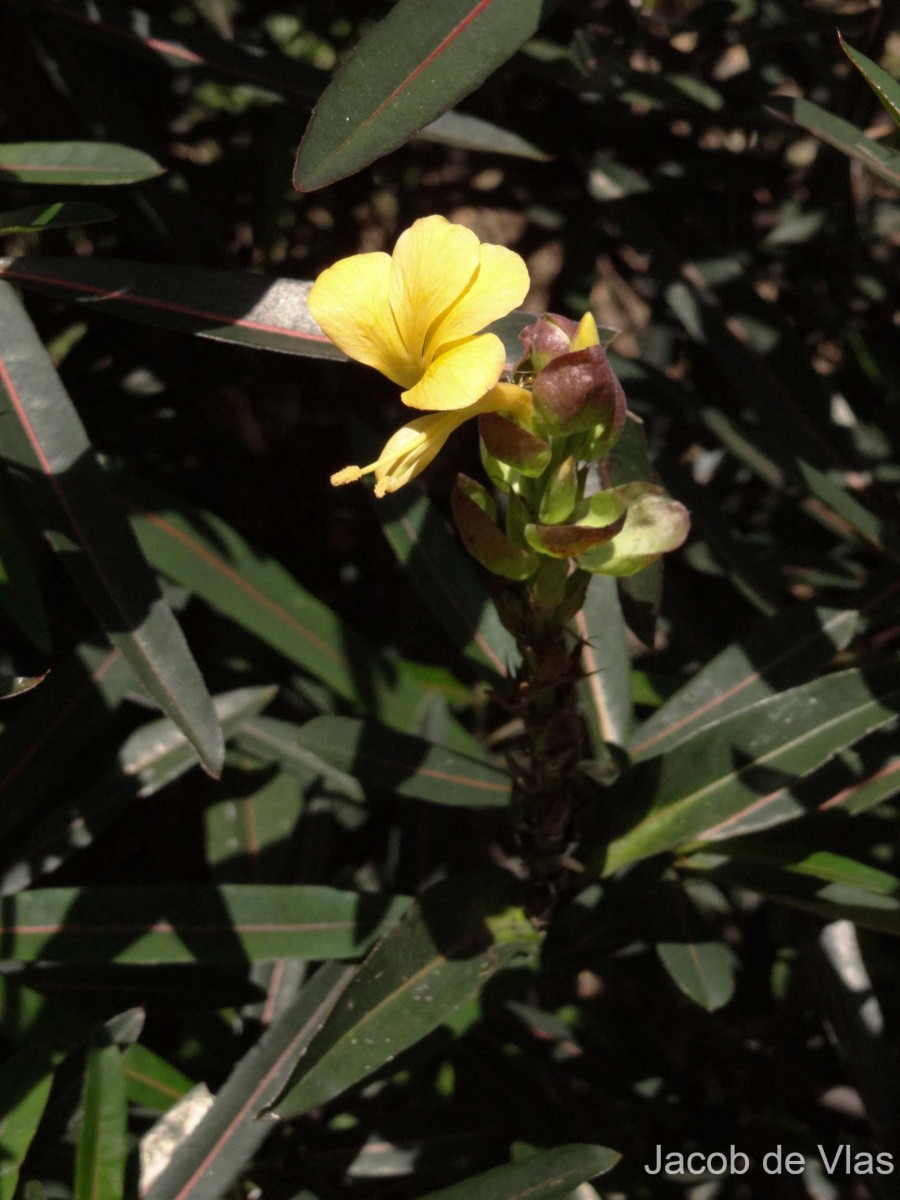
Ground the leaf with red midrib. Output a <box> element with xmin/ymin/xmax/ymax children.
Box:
<box><xmin>0</xmin><ymin>283</ymin><xmax>223</xmax><ymax>777</ymax></box>
<box><xmin>294</xmin><ymin>0</ymin><xmax>553</xmax><ymax>191</ymax></box>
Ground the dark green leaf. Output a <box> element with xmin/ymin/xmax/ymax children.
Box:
<box><xmin>270</xmin><ymin>872</ymin><xmax>538</xmax><ymax>1117</ymax></box>
<box><xmin>766</xmin><ymin>96</ymin><xmax>900</xmax><ymax>189</ymax></box>
<box><xmin>840</xmin><ymin>36</ymin><xmax>900</xmax><ymax>131</ymax></box>
<box><xmin>0</xmin><ymin>141</ymin><xmax>163</xmax><ymax>185</ymax></box>
<box><xmin>0</xmin><ymin>1048</ymin><xmax>54</xmax><ymax>1200</ymax></box>
<box><xmin>126</xmin><ymin>482</ymin><xmax>444</xmax><ymax>730</ymax></box>
<box><xmin>143</xmin><ymin>963</ymin><xmax>353</xmax><ymax>1200</ymax></box>
<box><xmin>290</xmin><ymin>715</ymin><xmax>511</xmax><ymax>807</ymax></box>
<box><xmin>631</xmin><ymin>603</ymin><xmax>859</xmax><ymax>760</ymax></box>
<box><xmin>0</xmin><ymin>285</ymin><xmax>223</xmax><ymax>775</ymax></box>
<box><xmin>419</xmin><ymin>110</ymin><xmax>549</xmax><ymax>160</ymax></box>
<box><xmin>0</xmin><ymin>473</ymin><xmax>51</xmax><ymax>651</ymax></box>
<box><xmin>74</xmin><ymin>1031</ymin><xmax>127</xmax><ymax>1200</ymax></box>
<box><xmin>122</xmin><ymin>1043</ymin><xmax>194</xmax><ymax>1113</ymax></box>
<box><xmin>294</xmin><ymin>0</ymin><xmax>552</xmax><ymax>190</ymax></box>
<box><xmin>0</xmin><ymin>885</ymin><xmax>410</xmax><ymax>963</ymax></box>
<box><xmin>574</xmin><ymin>574</ymin><xmax>632</xmax><ymax>754</ymax></box>
<box><xmin>417</xmin><ymin>1144</ymin><xmax>621</xmax><ymax>1200</ymax></box>
<box><xmin>600</xmin><ymin>666</ymin><xmax>900</xmax><ymax>874</ymax></box>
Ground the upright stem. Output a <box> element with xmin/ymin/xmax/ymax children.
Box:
<box><xmin>494</xmin><ymin>567</ymin><xmax>589</xmax><ymax>926</ymax></box>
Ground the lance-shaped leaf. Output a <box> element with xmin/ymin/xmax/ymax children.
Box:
<box><xmin>125</xmin><ymin>484</ymin><xmax>445</xmax><ymax>732</ymax></box>
<box><xmin>0</xmin><ymin>257</ymin><xmax>340</xmax><ymax>360</ymax></box>
<box><xmin>0</xmin><ymin>1047</ymin><xmax>54</xmax><ymax>1200</ymax></box>
<box><xmin>574</xmin><ymin>575</ymin><xmax>632</xmax><ymax>755</ymax></box>
<box><xmin>840</xmin><ymin>35</ymin><xmax>900</xmax><ymax>132</ymax></box>
<box><xmin>294</xmin><ymin>0</ymin><xmax>552</xmax><ymax>190</ymax></box>
<box><xmin>122</xmin><ymin>1043</ymin><xmax>193</xmax><ymax>1113</ymax></box>
<box><xmin>0</xmin><ymin>885</ymin><xmax>410</xmax><ymax>963</ymax></box>
<box><xmin>630</xmin><ymin>603</ymin><xmax>860</xmax><ymax>761</ymax></box>
<box><xmin>686</xmin><ymin>851</ymin><xmax>900</xmax><ymax>939</ymax></box>
<box><xmin>269</xmin><ymin>872</ymin><xmax>539</xmax><ymax>1117</ymax></box>
<box><xmin>417</xmin><ymin>1144</ymin><xmax>621</xmax><ymax>1200</ymax></box>
<box><xmin>142</xmin><ymin>963</ymin><xmax>353</xmax><ymax>1200</ymax></box>
<box><xmin>598</xmin><ymin>665</ymin><xmax>900</xmax><ymax>875</ymax></box>
<box><xmin>452</xmin><ymin>476</ymin><xmax>539</xmax><ymax>582</ymax></box>
<box><xmin>766</xmin><ymin>95</ymin><xmax>900</xmax><ymax>190</ymax></box>
<box><xmin>0</xmin><ymin>141</ymin><xmax>163</xmax><ymax>185</ymax></box>
<box><xmin>74</xmin><ymin>1030</ymin><xmax>127</xmax><ymax>1200</ymax></box>
<box><xmin>287</xmin><ymin>715</ymin><xmax>511</xmax><ymax>808</ymax></box>
<box><xmin>0</xmin><ymin>284</ymin><xmax>222</xmax><ymax>775</ymax></box>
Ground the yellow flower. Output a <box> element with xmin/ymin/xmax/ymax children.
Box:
<box><xmin>309</xmin><ymin>215</ymin><xmax>531</xmax><ymax>494</ymax></box>
<box><xmin>309</xmin><ymin>215</ymin><xmax>530</xmax><ymax>413</ymax></box>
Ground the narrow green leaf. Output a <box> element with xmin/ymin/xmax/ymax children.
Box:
<box><xmin>0</xmin><ymin>257</ymin><xmax>342</xmax><ymax>360</ymax></box>
<box><xmin>270</xmin><ymin>872</ymin><xmax>538</xmax><ymax>1117</ymax></box>
<box><xmin>0</xmin><ymin>285</ymin><xmax>223</xmax><ymax>776</ymax></box>
<box><xmin>691</xmin><ymin>842</ymin><xmax>900</xmax><ymax>896</ymax></box>
<box><xmin>419</xmin><ymin>110</ymin><xmax>550</xmax><ymax>160</ymax></box>
<box><xmin>766</xmin><ymin>95</ymin><xmax>900</xmax><ymax>189</ymax></box>
<box><xmin>205</xmin><ymin>769</ymin><xmax>305</xmax><ymax>884</ymax></box>
<box><xmin>600</xmin><ymin>666</ymin><xmax>900</xmax><ymax>875</ymax></box>
<box><xmin>688</xmin><ymin>853</ymin><xmax>900</xmax><ymax>939</ymax></box>
<box><xmin>0</xmin><ymin>202</ymin><xmax>115</xmax><ymax>235</ymax></box>
<box><xmin>0</xmin><ymin>885</ymin><xmax>410</xmax><ymax>963</ymax></box>
<box><xmin>122</xmin><ymin>1043</ymin><xmax>194</xmax><ymax>1113</ymax></box>
<box><xmin>290</xmin><ymin>715</ymin><xmax>511</xmax><ymax>807</ymax></box>
<box><xmin>575</xmin><ymin>575</ymin><xmax>632</xmax><ymax>753</ymax></box>
<box><xmin>236</xmin><ymin>716</ymin><xmax>365</xmax><ymax>802</ymax></box>
<box><xmin>417</xmin><ymin>1144</ymin><xmax>621</xmax><ymax>1200</ymax></box>
<box><xmin>630</xmin><ymin>603</ymin><xmax>859</xmax><ymax>760</ymax></box>
<box><xmin>0</xmin><ymin>686</ymin><xmax>277</xmax><ymax>894</ymax></box>
<box><xmin>126</xmin><ymin>482</ymin><xmax>452</xmax><ymax>731</ymax></box>
<box><xmin>74</xmin><ymin>1031</ymin><xmax>127</xmax><ymax>1200</ymax></box>
<box><xmin>294</xmin><ymin>0</ymin><xmax>552</xmax><ymax>190</ymax></box>
<box><xmin>0</xmin><ymin>141</ymin><xmax>163</xmax><ymax>185</ymax></box>
<box><xmin>142</xmin><ymin>963</ymin><xmax>353</xmax><ymax>1200</ymax></box>
<box><xmin>0</xmin><ymin>1048</ymin><xmax>54</xmax><ymax>1200</ymax></box>
<box><xmin>840</xmin><ymin>35</ymin><xmax>900</xmax><ymax>131</ymax></box>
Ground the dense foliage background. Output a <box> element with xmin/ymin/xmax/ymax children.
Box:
<box><xmin>0</xmin><ymin>0</ymin><xmax>899</xmax><ymax>1198</ymax></box>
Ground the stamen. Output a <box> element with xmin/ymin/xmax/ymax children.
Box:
<box><xmin>330</xmin><ymin>465</ymin><xmax>364</xmax><ymax>487</ymax></box>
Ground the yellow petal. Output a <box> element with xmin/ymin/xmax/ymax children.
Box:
<box><xmin>571</xmin><ymin>311</ymin><xmax>600</xmax><ymax>350</ymax></box>
<box><xmin>401</xmin><ymin>332</ymin><xmax>506</xmax><ymax>412</ymax></box>
<box><xmin>429</xmin><ymin>242</ymin><xmax>530</xmax><ymax>353</ymax></box>
<box><xmin>331</xmin><ymin>384</ymin><xmax>531</xmax><ymax>496</ymax></box>
<box><xmin>308</xmin><ymin>252</ymin><xmax>416</xmax><ymax>388</ymax></box>
<box><xmin>389</xmin><ymin>216</ymin><xmax>481</xmax><ymax>365</ymax></box>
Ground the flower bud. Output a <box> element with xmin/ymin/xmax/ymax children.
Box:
<box><xmin>451</xmin><ymin>475</ymin><xmax>539</xmax><ymax>581</ymax></box>
<box><xmin>519</xmin><ymin>311</ymin><xmax>601</xmax><ymax>371</ymax></box>
<box><xmin>532</xmin><ymin>344</ymin><xmax>627</xmax><ymax>440</ymax></box>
